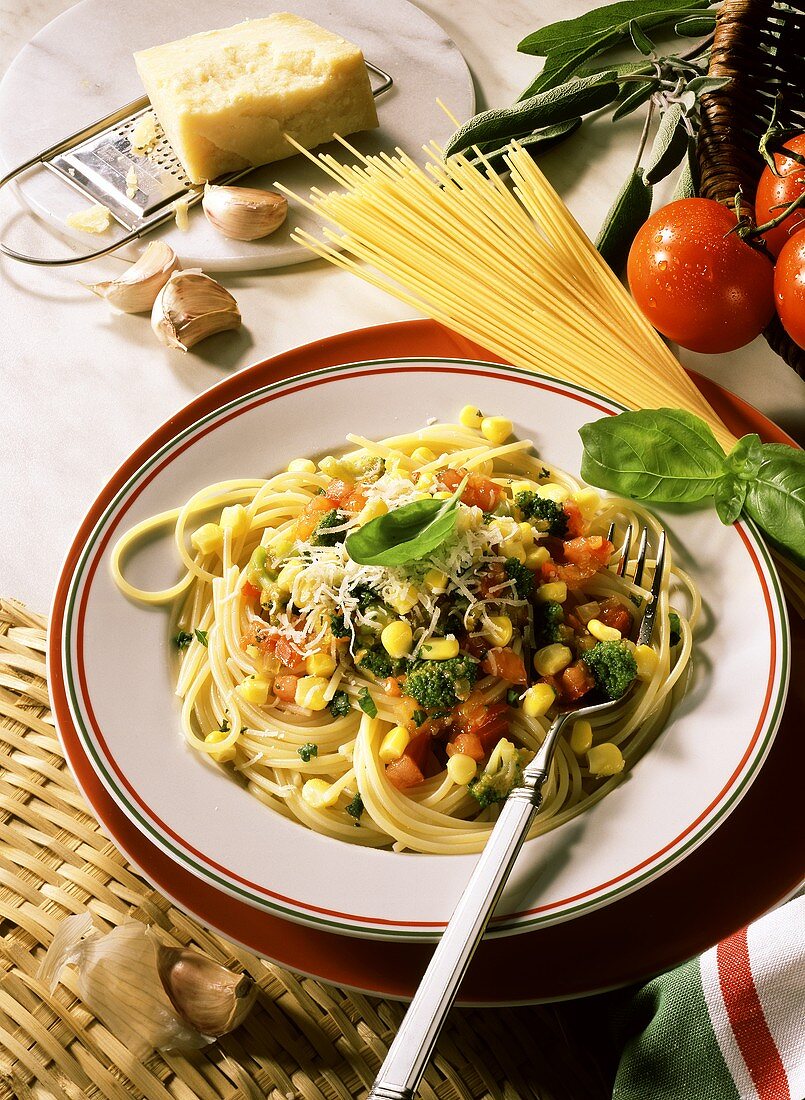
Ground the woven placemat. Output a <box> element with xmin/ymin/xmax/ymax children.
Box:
<box><xmin>0</xmin><ymin>599</ymin><xmax>608</xmax><ymax>1100</ymax></box>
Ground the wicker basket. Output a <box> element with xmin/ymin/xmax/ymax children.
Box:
<box><xmin>697</xmin><ymin>0</ymin><xmax>805</xmax><ymax>377</ymax></box>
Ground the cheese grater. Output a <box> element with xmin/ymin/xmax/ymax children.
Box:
<box><xmin>0</xmin><ymin>61</ymin><xmax>392</xmax><ymax>266</ymax></box>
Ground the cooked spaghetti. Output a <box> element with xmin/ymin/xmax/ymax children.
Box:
<box><xmin>112</xmin><ymin>413</ymin><xmax>696</xmax><ymax>854</ymax></box>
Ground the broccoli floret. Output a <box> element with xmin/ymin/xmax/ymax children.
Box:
<box><xmin>352</xmin><ymin>584</ymin><xmax>383</xmax><ymax>612</ymax></box>
<box><xmin>515</xmin><ymin>491</ymin><xmax>568</xmax><ymax>537</ymax></box>
<box><xmin>403</xmin><ymin>655</ymin><xmax>478</xmax><ymax>710</ymax></box>
<box><xmin>312</xmin><ymin>509</ymin><xmax>349</xmax><ymax>546</ymax></box>
<box><xmin>468</xmin><ymin>739</ymin><xmax>524</xmax><ymax>808</ymax></box>
<box><xmin>583</xmin><ymin>641</ymin><xmax>638</xmax><ymax>700</ymax></box>
<box><xmin>330</xmin><ymin>613</ymin><xmax>349</xmax><ymax>639</ymax></box>
<box><xmin>329</xmin><ymin>690</ymin><xmax>351</xmax><ymax>718</ymax></box>
<box><xmin>535</xmin><ymin>600</ymin><xmax>564</xmax><ymax>646</ymax></box>
<box><xmin>669</xmin><ymin>611</ymin><xmax>681</xmax><ymax>647</ymax></box>
<box><xmin>346</xmin><ymin>792</ymin><xmax>364</xmax><ymax>824</ymax></box>
<box><xmin>297</xmin><ymin>742</ymin><xmax>318</xmax><ymax>762</ymax></box>
<box><xmin>357</xmin><ymin>647</ymin><xmax>394</xmax><ymax>681</ymax></box>
<box><xmin>505</xmin><ymin>556</ymin><xmax>534</xmax><ymax>599</ymax></box>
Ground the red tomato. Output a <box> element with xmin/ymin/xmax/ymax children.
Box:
<box><xmin>385</xmin><ymin>755</ymin><xmax>425</xmax><ymax>790</ymax></box>
<box><xmin>755</xmin><ymin>134</ymin><xmax>805</xmax><ymax>257</ymax></box>
<box><xmin>560</xmin><ymin>661</ymin><xmax>595</xmax><ymax>702</ymax></box>
<box><xmin>275</xmin><ymin>637</ymin><xmax>306</xmax><ymax>675</ymax></box>
<box><xmin>273</xmin><ymin>674</ymin><xmax>298</xmax><ymax>702</ymax></box>
<box><xmin>455</xmin><ymin>699</ymin><xmax>513</xmax><ymax>754</ymax></box>
<box><xmin>446</xmin><ymin>732</ymin><xmax>486</xmax><ymax>761</ymax></box>
<box><xmin>774</xmin><ymin>233</ymin><xmax>805</xmax><ymax>350</ymax></box>
<box><xmin>439</xmin><ymin>468</ymin><xmax>505</xmax><ymax>511</ymax></box>
<box><xmin>562</xmin><ymin>501</ymin><xmax>586</xmax><ymax>538</ymax></box>
<box><xmin>404</xmin><ymin>731</ymin><xmax>433</xmax><ymax>772</ymax></box>
<box><xmin>382</xmin><ymin>676</ymin><xmax>402</xmax><ymax>697</ymax></box>
<box><xmin>481</xmin><ymin>647</ymin><xmax>527</xmax><ymax>684</ymax></box>
<box><xmin>627</xmin><ymin>199</ymin><xmax>775</xmax><ymax>353</ymax></box>
<box><xmin>242</xmin><ymin>621</ymin><xmax>277</xmax><ymax>653</ymax></box>
<box><xmin>562</xmin><ymin>535</ymin><xmax>613</xmax><ymax>568</ymax></box>
<box><xmin>242</xmin><ymin>581</ymin><xmax>261</xmax><ymax>603</ymax></box>
<box><xmin>598</xmin><ymin>597</ymin><xmax>634</xmax><ymax>636</ymax></box>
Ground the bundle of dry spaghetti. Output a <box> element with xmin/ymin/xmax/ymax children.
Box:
<box><xmin>280</xmin><ymin>136</ymin><xmax>804</xmax><ymax>610</ymax></box>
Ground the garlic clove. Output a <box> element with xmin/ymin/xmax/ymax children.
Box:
<box><xmin>156</xmin><ymin>942</ymin><xmax>257</xmax><ymax>1036</ymax></box>
<box><xmin>85</xmin><ymin>241</ymin><xmax>180</xmax><ymax>314</ymax></box>
<box><xmin>151</xmin><ymin>269</ymin><xmax>241</xmax><ymax>350</ymax></box>
<box><xmin>203</xmin><ymin>183</ymin><xmax>288</xmax><ymax>241</ymax></box>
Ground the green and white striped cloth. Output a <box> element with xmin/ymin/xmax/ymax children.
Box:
<box><xmin>614</xmin><ymin>895</ymin><xmax>804</xmax><ymax>1099</ymax></box>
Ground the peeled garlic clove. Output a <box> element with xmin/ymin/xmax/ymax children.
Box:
<box><xmin>85</xmin><ymin>241</ymin><xmax>180</xmax><ymax>314</ymax></box>
<box><xmin>151</xmin><ymin>269</ymin><xmax>241</xmax><ymax>351</ymax></box>
<box><xmin>203</xmin><ymin>183</ymin><xmax>288</xmax><ymax>241</ymax></box>
<box><xmin>156</xmin><ymin>942</ymin><xmax>257</xmax><ymax>1036</ymax></box>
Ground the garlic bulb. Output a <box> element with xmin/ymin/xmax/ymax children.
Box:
<box><xmin>85</xmin><ymin>241</ymin><xmax>180</xmax><ymax>313</ymax></box>
<box><xmin>38</xmin><ymin>913</ymin><xmax>256</xmax><ymax>1058</ymax></box>
<box><xmin>151</xmin><ymin>269</ymin><xmax>241</xmax><ymax>350</ymax></box>
<box><xmin>203</xmin><ymin>183</ymin><xmax>288</xmax><ymax>241</ymax></box>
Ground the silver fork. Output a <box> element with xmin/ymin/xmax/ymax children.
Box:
<box><xmin>368</xmin><ymin>526</ymin><xmax>665</xmax><ymax>1100</ymax></box>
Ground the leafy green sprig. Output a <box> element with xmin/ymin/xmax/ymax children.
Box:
<box><xmin>579</xmin><ymin>409</ymin><xmax>805</xmax><ymax>567</ymax></box>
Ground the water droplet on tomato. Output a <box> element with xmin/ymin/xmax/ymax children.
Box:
<box><xmin>658</xmin><ymin>259</ymin><xmax>668</xmax><ymax>271</ymax></box>
<box><xmin>648</xmin><ymin>297</ymin><xmax>656</xmax><ymax>307</ymax></box>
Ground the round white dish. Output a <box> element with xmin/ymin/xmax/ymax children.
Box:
<box><xmin>0</xmin><ymin>0</ymin><xmax>474</xmax><ymax>270</ymax></box>
<box><xmin>57</xmin><ymin>359</ymin><xmax>790</xmax><ymax>940</ymax></box>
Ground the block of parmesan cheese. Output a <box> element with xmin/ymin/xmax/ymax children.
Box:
<box><xmin>134</xmin><ymin>14</ymin><xmax>379</xmax><ymax>184</ymax></box>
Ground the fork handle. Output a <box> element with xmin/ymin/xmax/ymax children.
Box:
<box><xmin>367</xmin><ymin>779</ymin><xmax>545</xmax><ymax>1100</ymax></box>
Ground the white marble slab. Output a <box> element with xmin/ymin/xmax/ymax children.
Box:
<box><xmin>0</xmin><ymin>0</ymin><xmax>474</xmax><ymax>270</ymax></box>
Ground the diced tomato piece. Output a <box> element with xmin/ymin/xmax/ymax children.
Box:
<box><xmin>385</xmin><ymin>755</ymin><xmax>425</xmax><ymax>790</ymax></box>
<box><xmin>541</xmin><ymin>559</ymin><xmax>600</xmax><ymax>590</ymax></box>
<box><xmin>404</xmin><ymin>731</ymin><xmax>433</xmax><ymax>772</ymax></box>
<box><xmin>563</xmin><ymin>535</ymin><xmax>613</xmax><ymax>568</ymax></box>
<box><xmin>562</xmin><ymin>501</ymin><xmax>587</xmax><ymax>538</ymax></box>
<box><xmin>295</xmin><ymin>494</ymin><xmax>333</xmax><ymax>540</ymax></box>
<box><xmin>560</xmin><ymin>660</ymin><xmax>595</xmax><ymax>702</ymax></box>
<box><xmin>564</xmin><ymin>611</ymin><xmax>583</xmax><ymax>633</ymax></box>
<box><xmin>276</xmin><ymin>637</ymin><xmax>306</xmax><ymax>675</ymax></box>
<box><xmin>324</xmin><ymin>479</ymin><xmax>352</xmax><ymax>504</ymax></box>
<box><xmin>454</xmin><ymin>695</ymin><xmax>513</xmax><ymax>755</ymax></box>
<box><xmin>481</xmin><ymin>647</ymin><xmax>527</xmax><ymax>684</ymax></box>
<box><xmin>242</xmin><ymin>621</ymin><xmax>278</xmax><ymax>654</ymax></box>
<box><xmin>438</xmin><ymin>467</ymin><xmax>505</xmax><ymax>512</ymax></box>
<box><xmin>242</xmin><ymin>581</ymin><xmax>261</xmax><ymax>603</ymax></box>
<box><xmin>273</xmin><ymin>674</ymin><xmax>298</xmax><ymax>702</ymax></box>
<box><xmin>463</xmin><ymin>634</ymin><xmax>489</xmax><ymax>661</ymax></box>
<box><xmin>446</xmin><ymin>731</ymin><xmax>486</xmax><ymax>761</ymax></box>
<box><xmin>382</xmin><ymin>677</ymin><xmax>401</xmax><ymax>697</ymax></box>
<box><xmin>342</xmin><ymin>487</ymin><xmax>367</xmax><ymax>514</ymax></box>
<box><xmin>479</xmin><ymin>563</ymin><xmax>506</xmax><ymax>598</ymax></box>
<box><xmin>598</xmin><ymin>597</ymin><xmax>634</xmax><ymax>636</ymax></box>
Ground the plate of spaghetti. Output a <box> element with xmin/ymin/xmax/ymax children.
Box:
<box><xmin>55</xmin><ymin>359</ymin><xmax>789</xmax><ymax>938</ymax></box>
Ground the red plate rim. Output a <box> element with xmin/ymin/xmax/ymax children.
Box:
<box><xmin>47</xmin><ymin>320</ymin><xmax>805</xmax><ymax>1002</ymax></box>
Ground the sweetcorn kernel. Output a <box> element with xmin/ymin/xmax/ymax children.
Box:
<box><xmin>295</xmin><ymin>676</ymin><xmax>330</xmax><ymax>711</ymax></box>
<box><xmin>356</xmin><ymin>498</ymin><xmax>388</xmax><ymax>526</ymax></box>
<box><xmin>536</xmin><ymin>581</ymin><xmax>568</xmax><ymax>604</ymax></box>
<box><xmin>220</xmin><ymin>505</ymin><xmax>250</xmax><ymax>538</ymax></box>
<box><xmin>517</xmin><ymin>522</ymin><xmax>535</xmax><ymax>545</ymax></box>
<box><xmin>569</xmin><ymin>720</ymin><xmax>593</xmax><ymax>756</ymax></box>
<box><xmin>485</xmin><ymin>615</ymin><xmax>513</xmax><ymax>647</ymax></box>
<box><xmin>433</xmin><ymin>490</ymin><xmax>452</xmax><ymax>500</ymax></box>
<box><xmin>424</xmin><ymin>568</ymin><xmax>448</xmax><ymax>593</ymax></box>
<box><xmin>525</xmin><ymin>545</ymin><xmax>551</xmax><ymax>569</ymax></box>
<box><xmin>459</xmin><ymin>405</ymin><xmax>484</xmax><ymax>429</ymax></box>
<box><xmin>416</xmin><ymin>471</ymin><xmax>437</xmax><ymax>490</ymax></box>
<box><xmin>204</xmin><ymin>729</ymin><xmax>236</xmax><ymax>763</ymax></box>
<box><xmin>511</xmin><ymin>480</ymin><xmax>533</xmax><ymax>497</ymax></box>
<box><xmin>635</xmin><ymin>643</ymin><xmax>659</xmax><ymax>680</ymax></box>
<box><xmin>288</xmin><ymin>458</ymin><xmax>317</xmax><ymax>474</ymax></box>
<box><xmin>573</xmin><ymin>488</ymin><xmax>601</xmax><ymax>520</ymax></box>
<box><xmin>191</xmin><ymin>523</ymin><xmax>223</xmax><ymax>556</ymax></box>
<box><xmin>379</xmin><ymin>726</ymin><xmax>411</xmax><ymax>763</ymax></box>
<box><xmin>381</xmin><ymin>620</ymin><xmax>414</xmax><ymax>659</ymax></box>
<box><xmin>588</xmin><ymin>618</ymin><xmax>622</xmax><ymax>642</ymax></box>
<box><xmin>306</xmin><ymin>651</ymin><xmax>336</xmax><ymax>677</ymax></box>
<box><xmin>302</xmin><ymin>778</ymin><xmax>339</xmax><ymax>808</ymax></box>
<box><xmin>245</xmin><ymin>644</ymin><xmax>261</xmax><ymax>659</ymax></box>
<box><xmin>536</xmin><ymin>483</ymin><xmax>570</xmax><ymax>504</ymax></box>
<box><xmin>522</xmin><ymin>683</ymin><xmax>555</xmax><ymax>718</ymax></box>
<box><xmin>237</xmin><ymin>676</ymin><xmax>271</xmax><ymax>706</ymax></box>
<box><xmin>587</xmin><ymin>742</ymin><xmax>625</xmax><ymax>777</ymax></box>
<box><xmin>481</xmin><ymin>416</ymin><xmax>513</xmax><ymax>446</ymax></box>
<box><xmin>447</xmin><ymin>753</ymin><xmax>477</xmax><ymax>785</ymax></box>
<box><xmin>420</xmin><ymin>635</ymin><xmax>460</xmax><ymax>660</ymax></box>
<box><xmin>388</xmin><ymin>584</ymin><xmax>419</xmax><ymax>615</ymax></box>
<box><xmin>412</xmin><ymin>446</ymin><xmax>437</xmax><ymax>464</ymax></box>
<box><xmin>533</xmin><ymin>643</ymin><xmax>572</xmax><ymax>677</ymax></box>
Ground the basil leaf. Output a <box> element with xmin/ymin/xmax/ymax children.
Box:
<box><xmin>444</xmin><ymin>72</ymin><xmax>618</xmax><ymax>159</ymax></box>
<box><xmin>517</xmin><ymin>0</ymin><xmax>711</xmax><ymax>96</ymax></box>
<box><xmin>579</xmin><ymin>408</ymin><xmax>727</xmax><ymax>502</ymax></box>
<box><xmin>742</xmin><ymin>446</ymin><xmax>805</xmax><ymax>569</ymax></box>
<box><xmin>194</xmin><ymin>628</ymin><xmax>209</xmax><ymax>647</ymax></box>
<box><xmin>612</xmin><ymin>80</ymin><xmax>658</xmax><ymax>122</ymax></box>
<box><xmin>714</xmin><ymin>475</ymin><xmax>748</xmax><ymax>526</ymax></box>
<box><xmin>345</xmin><ymin>479</ymin><xmax>465</xmax><ymax>566</ymax></box>
<box><xmin>358</xmin><ymin>687</ymin><xmax>378</xmax><ymax>718</ymax></box>
<box><xmin>726</xmin><ymin>433</ymin><xmax>764</xmax><ymax>480</ymax></box>
<box><xmin>595</xmin><ymin>168</ymin><xmax>653</xmax><ymax>271</ymax></box>
<box><xmin>644</xmin><ymin>103</ymin><xmax>688</xmax><ymax>184</ymax></box>
<box><xmin>466</xmin><ymin>118</ymin><xmax>582</xmax><ymax>172</ymax></box>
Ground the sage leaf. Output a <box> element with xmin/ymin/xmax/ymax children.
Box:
<box><xmin>612</xmin><ymin>80</ymin><xmax>658</xmax><ymax>122</ymax></box>
<box><xmin>672</xmin><ymin>150</ymin><xmax>697</xmax><ymax>199</ymax></box>
<box><xmin>345</xmin><ymin>479</ymin><xmax>465</xmax><ymax>566</ymax></box>
<box><xmin>674</xmin><ymin>13</ymin><xmax>717</xmax><ymax>34</ymax></box>
<box><xmin>595</xmin><ymin>168</ymin><xmax>653</xmax><ymax>271</ymax></box>
<box><xmin>579</xmin><ymin>408</ymin><xmax>727</xmax><ymax>502</ymax></box>
<box><xmin>629</xmin><ymin>19</ymin><xmax>655</xmax><ymax>54</ymax></box>
<box><xmin>644</xmin><ymin>103</ymin><xmax>688</xmax><ymax>183</ymax></box>
<box><xmin>685</xmin><ymin>75</ymin><xmax>732</xmax><ymax>96</ymax></box>
<box><xmin>726</xmin><ymin>433</ymin><xmax>764</xmax><ymax>480</ymax></box>
<box><xmin>714</xmin><ymin>475</ymin><xmax>748</xmax><ymax>526</ymax></box>
<box><xmin>444</xmin><ymin>72</ymin><xmax>618</xmax><ymax>159</ymax></box>
<box><xmin>467</xmin><ymin>118</ymin><xmax>582</xmax><ymax>172</ymax></box>
<box><xmin>517</xmin><ymin>0</ymin><xmax>711</xmax><ymax>96</ymax></box>
<box><xmin>742</xmin><ymin>446</ymin><xmax>805</xmax><ymax>569</ymax></box>
<box><xmin>679</xmin><ymin>89</ymin><xmax>698</xmax><ymax>113</ymax></box>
